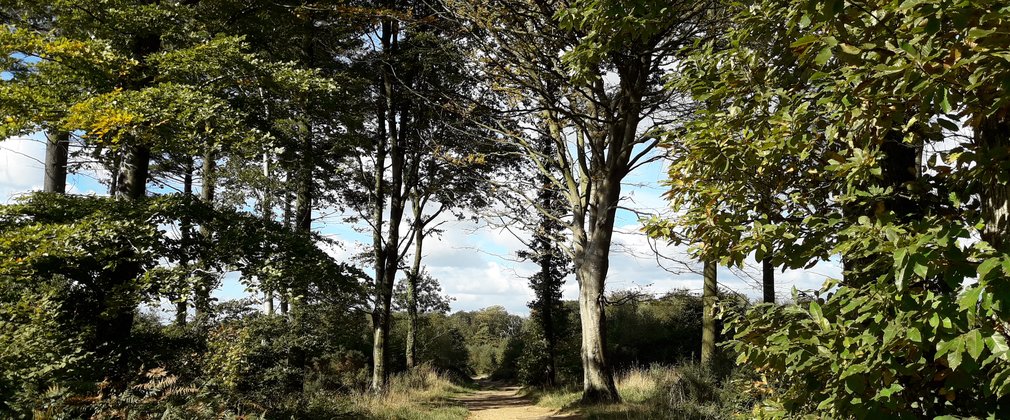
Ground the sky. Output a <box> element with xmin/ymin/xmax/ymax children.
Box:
<box><xmin>0</xmin><ymin>134</ymin><xmax>841</xmax><ymax>316</ymax></box>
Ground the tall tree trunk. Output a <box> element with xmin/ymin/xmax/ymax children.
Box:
<box><xmin>406</xmin><ymin>199</ymin><xmax>424</xmax><ymax>369</ymax></box>
<box><xmin>291</xmin><ymin>119</ymin><xmax>313</xmax><ymax>316</ymax></box>
<box><xmin>372</xmin><ymin>18</ymin><xmax>404</xmax><ymax>391</ymax></box>
<box><xmin>280</xmin><ymin>183</ymin><xmax>293</xmax><ymax>316</ymax></box>
<box><xmin>975</xmin><ymin>108</ymin><xmax>1010</xmax><ymax>250</ymax></box>
<box><xmin>115</xmin><ymin>143</ymin><xmax>150</xmax><ymax>200</ymax></box>
<box><xmin>575</xmin><ymin>252</ymin><xmax>618</xmax><ymax>403</ymax></box>
<box><xmin>842</xmin><ymin>130</ymin><xmax>921</xmax><ymax>285</ymax></box>
<box><xmin>176</xmin><ymin>157</ymin><xmax>194</xmax><ymax>326</ymax></box>
<box><xmin>195</xmin><ymin>147</ymin><xmax>215</xmax><ymax>320</ymax></box>
<box><xmin>701</xmin><ymin>259</ymin><xmax>717</xmax><ymax>366</ymax></box>
<box><xmin>369</xmin><ymin>129</ymin><xmax>388</xmax><ymax>388</ymax></box>
<box><xmin>295</xmin><ymin>121</ymin><xmax>313</xmax><ymax>234</ymax></box>
<box><xmin>261</xmin><ymin>152</ymin><xmax>274</xmax><ymax>315</ymax></box>
<box><xmin>98</xmin><ymin>27</ymin><xmax>160</xmax><ymax>381</ymax></box>
<box><xmin>43</xmin><ymin>131</ymin><xmax>69</xmax><ymax>194</ymax></box>
<box><xmin>762</xmin><ymin>255</ymin><xmax>774</xmax><ymax>304</ymax></box>
<box><xmin>573</xmin><ymin>173</ymin><xmax>621</xmax><ymax>403</ymax></box>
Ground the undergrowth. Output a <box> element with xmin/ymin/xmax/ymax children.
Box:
<box><xmin>525</xmin><ymin>363</ymin><xmax>761</xmax><ymax>419</ymax></box>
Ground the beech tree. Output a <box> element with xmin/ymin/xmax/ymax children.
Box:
<box><xmin>444</xmin><ymin>0</ymin><xmax>712</xmax><ymax>401</ymax></box>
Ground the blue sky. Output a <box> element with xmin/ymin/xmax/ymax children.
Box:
<box><xmin>0</xmin><ymin>134</ymin><xmax>840</xmax><ymax>315</ymax></box>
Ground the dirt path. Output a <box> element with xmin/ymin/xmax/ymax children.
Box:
<box><xmin>455</xmin><ymin>381</ymin><xmax>579</xmax><ymax>420</ymax></box>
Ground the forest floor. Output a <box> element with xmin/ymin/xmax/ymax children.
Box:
<box><xmin>455</xmin><ymin>379</ymin><xmax>582</xmax><ymax>420</ymax></box>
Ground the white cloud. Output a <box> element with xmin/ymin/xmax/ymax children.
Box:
<box><xmin>0</xmin><ymin>136</ymin><xmax>46</xmax><ymax>202</ymax></box>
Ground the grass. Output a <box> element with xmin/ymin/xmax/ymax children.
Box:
<box><xmin>343</xmin><ymin>365</ymin><xmax>474</xmax><ymax>420</ymax></box>
<box><xmin>524</xmin><ymin>363</ymin><xmax>752</xmax><ymax>419</ymax></box>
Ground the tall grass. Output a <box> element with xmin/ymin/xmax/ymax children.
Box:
<box><xmin>527</xmin><ymin>363</ymin><xmax>758</xmax><ymax>419</ymax></box>
<box><xmin>344</xmin><ymin>364</ymin><xmax>472</xmax><ymax>420</ymax></box>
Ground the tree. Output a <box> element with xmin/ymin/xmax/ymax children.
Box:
<box><xmin>390</xmin><ymin>18</ymin><xmax>502</xmax><ymax>369</ymax></box>
<box><xmin>334</xmin><ymin>1</ymin><xmax>502</xmax><ymax>388</ymax></box>
<box><xmin>700</xmin><ymin>260</ymin><xmax>717</xmax><ymax>366</ymax></box>
<box><xmin>393</xmin><ymin>270</ymin><xmax>452</xmax><ymax>316</ymax></box>
<box><xmin>658</xmin><ymin>0</ymin><xmax>1010</xmax><ymax>416</ymax></box>
<box><xmin>444</xmin><ymin>0</ymin><xmax>711</xmax><ymax>402</ymax></box>
<box><xmin>518</xmin><ymin>138</ymin><xmax>572</xmax><ymax>387</ymax></box>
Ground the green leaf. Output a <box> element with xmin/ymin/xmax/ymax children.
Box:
<box><xmin>949</xmin><ymin>348</ymin><xmax>963</xmax><ymax>370</ymax></box>
<box><xmin>809</xmin><ymin>301</ymin><xmax>829</xmax><ymax>331</ymax></box>
<box><xmin>791</xmin><ymin>35</ymin><xmax>819</xmax><ymax>48</ymax></box>
<box><xmin>894</xmin><ymin>247</ymin><xmax>910</xmax><ymax>289</ymax></box>
<box><xmin>878</xmin><ymin>383</ymin><xmax>903</xmax><ymax>398</ymax></box>
<box><xmin>814</xmin><ymin>47</ymin><xmax>833</xmax><ymax>66</ymax></box>
<box><xmin>839</xmin><ymin>43</ymin><xmax>861</xmax><ymax>55</ymax></box>
<box><xmin>967</xmin><ymin>330</ymin><xmax>984</xmax><ymax>360</ymax></box>
<box><xmin>913</xmin><ymin>260</ymin><xmax>928</xmax><ymax>279</ymax></box>
<box><xmin>908</xmin><ymin>327</ymin><xmax>922</xmax><ymax>343</ymax></box>
<box><xmin>940</xmin><ymin>88</ymin><xmax>952</xmax><ymax>114</ymax></box>
<box><xmin>987</xmin><ymin>334</ymin><xmax>1009</xmax><ymax>356</ymax></box>
<box><xmin>979</xmin><ymin>257</ymin><xmax>1002</xmax><ymax>281</ymax></box>
<box><xmin>959</xmin><ymin>286</ymin><xmax>983</xmax><ymax>311</ymax></box>
<box><xmin>968</xmin><ymin>28</ymin><xmax>996</xmax><ymax>40</ymax></box>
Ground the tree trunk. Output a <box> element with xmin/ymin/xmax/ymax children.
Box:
<box><xmin>762</xmin><ymin>255</ymin><xmax>774</xmax><ymax>304</ymax></box>
<box><xmin>295</xmin><ymin>121</ymin><xmax>313</xmax><ymax>234</ymax></box>
<box><xmin>370</xmin><ymin>100</ymin><xmax>388</xmax><ymax>384</ymax></box>
<box><xmin>573</xmin><ymin>172</ymin><xmax>622</xmax><ymax>403</ymax></box>
<box><xmin>280</xmin><ymin>184</ymin><xmax>293</xmax><ymax>316</ymax></box>
<box><xmin>842</xmin><ymin>130</ymin><xmax>921</xmax><ymax>286</ymax></box>
<box><xmin>371</xmin><ymin>17</ymin><xmax>405</xmax><ymax>392</ymax></box>
<box><xmin>176</xmin><ymin>157</ymin><xmax>194</xmax><ymax>327</ymax></box>
<box><xmin>701</xmin><ymin>259</ymin><xmax>717</xmax><ymax>366</ymax></box>
<box><xmin>43</xmin><ymin>131</ymin><xmax>69</xmax><ymax>194</ymax></box>
<box><xmin>115</xmin><ymin>143</ymin><xmax>150</xmax><ymax>200</ymax></box>
<box><xmin>975</xmin><ymin>108</ymin><xmax>1010</xmax><ymax>250</ymax></box>
<box><xmin>575</xmin><ymin>259</ymin><xmax>618</xmax><ymax>403</ymax></box>
<box><xmin>195</xmin><ymin>147</ymin><xmax>215</xmax><ymax>320</ymax></box>
<box><xmin>290</xmin><ymin>119</ymin><xmax>313</xmax><ymax>316</ymax></box>
<box><xmin>406</xmin><ymin>200</ymin><xmax>424</xmax><ymax>369</ymax></box>
<box><xmin>261</xmin><ymin>151</ymin><xmax>274</xmax><ymax>316</ymax></box>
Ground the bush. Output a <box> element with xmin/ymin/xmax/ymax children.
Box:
<box><xmin>728</xmin><ymin>276</ymin><xmax>1010</xmax><ymax>418</ymax></box>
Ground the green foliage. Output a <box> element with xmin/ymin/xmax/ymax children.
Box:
<box><xmin>607</xmin><ymin>291</ymin><xmax>707</xmax><ymax>369</ymax></box>
<box><xmin>729</xmin><ymin>245</ymin><xmax>1010</xmax><ymax>417</ymax></box>
<box><xmin>515</xmin><ymin>316</ymin><xmax>581</xmax><ymax>385</ymax></box>
<box><xmin>454</xmin><ymin>306</ymin><xmax>523</xmax><ymax>375</ymax></box>
<box><xmin>555</xmin><ymin>0</ymin><xmax>701</xmax><ymax>83</ymax></box>
<box><xmin>652</xmin><ymin>0</ymin><xmax>1010</xmax><ymax>417</ymax></box>
<box><xmin>0</xmin><ymin>193</ymin><xmax>365</xmax><ymax>417</ymax></box>
<box><xmin>393</xmin><ymin>271</ymin><xmax>453</xmax><ymax>315</ymax></box>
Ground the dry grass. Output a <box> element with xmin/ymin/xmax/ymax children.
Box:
<box><xmin>346</xmin><ymin>365</ymin><xmax>472</xmax><ymax>420</ymax></box>
<box><xmin>526</xmin><ymin>364</ymin><xmax>742</xmax><ymax>419</ymax></box>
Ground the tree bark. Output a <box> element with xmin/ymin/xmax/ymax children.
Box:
<box><xmin>295</xmin><ymin>121</ymin><xmax>313</xmax><ymax>234</ymax></box>
<box><xmin>290</xmin><ymin>119</ymin><xmax>313</xmax><ymax>316</ymax></box>
<box><xmin>372</xmin><ymin>18</ymin><xmax>403</xmax><ymax>391</ymax></box>
<box><xmin>43</xmin><ymin>131</ymin><xmax>69</xmax><ymax>194</ymax></box>
<box><xmin>406</xmin><ymin>199</ymin><xmax>424</xmax><ymax>369</ymax></box>
<box><xmin>762</xmin><ymin>255</ymin><xmax>774</xmax><ymax>304</ymax></box>
<box><xmin>974</xmin><ymin>108</ymin><xmax>1010</xmax><ymax>250</ymax></box>
<box><xmin>176</xmin><ymin>157</ymin><xmax>194</xmax><ymax>326</ymax></box>
<box><xmin>194</xmin><ymin>147</ymin><xmax>215</xmax><ymax>320</ymax></box>
<box><xmin>280</xmin><ymin>184</ymin><xmax>293</xmax><ymax>316</ymax></box>
<box><xmin>261</xmin><ymin>151</ymin><xmax>274</xmax><ymax>316</ymax></box>
<box><xmin>573</xmin><ymin>171</ymin><xmax>622</xmax><ymax>403</ymax></box>
<box><xmin>701</xmin><ymin>259</ymin><xmax>717</xmax><ymax>366</ymax></box>
<box><xmin>115</xmin><ymin>143</ymin><xmax>150</xmax><ymax>200</ymax></box>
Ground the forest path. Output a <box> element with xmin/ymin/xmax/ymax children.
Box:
<box><xmin>456</xmin><ymin>379</ymin><xmax>581</xmax><ymax>420</ymax></box>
